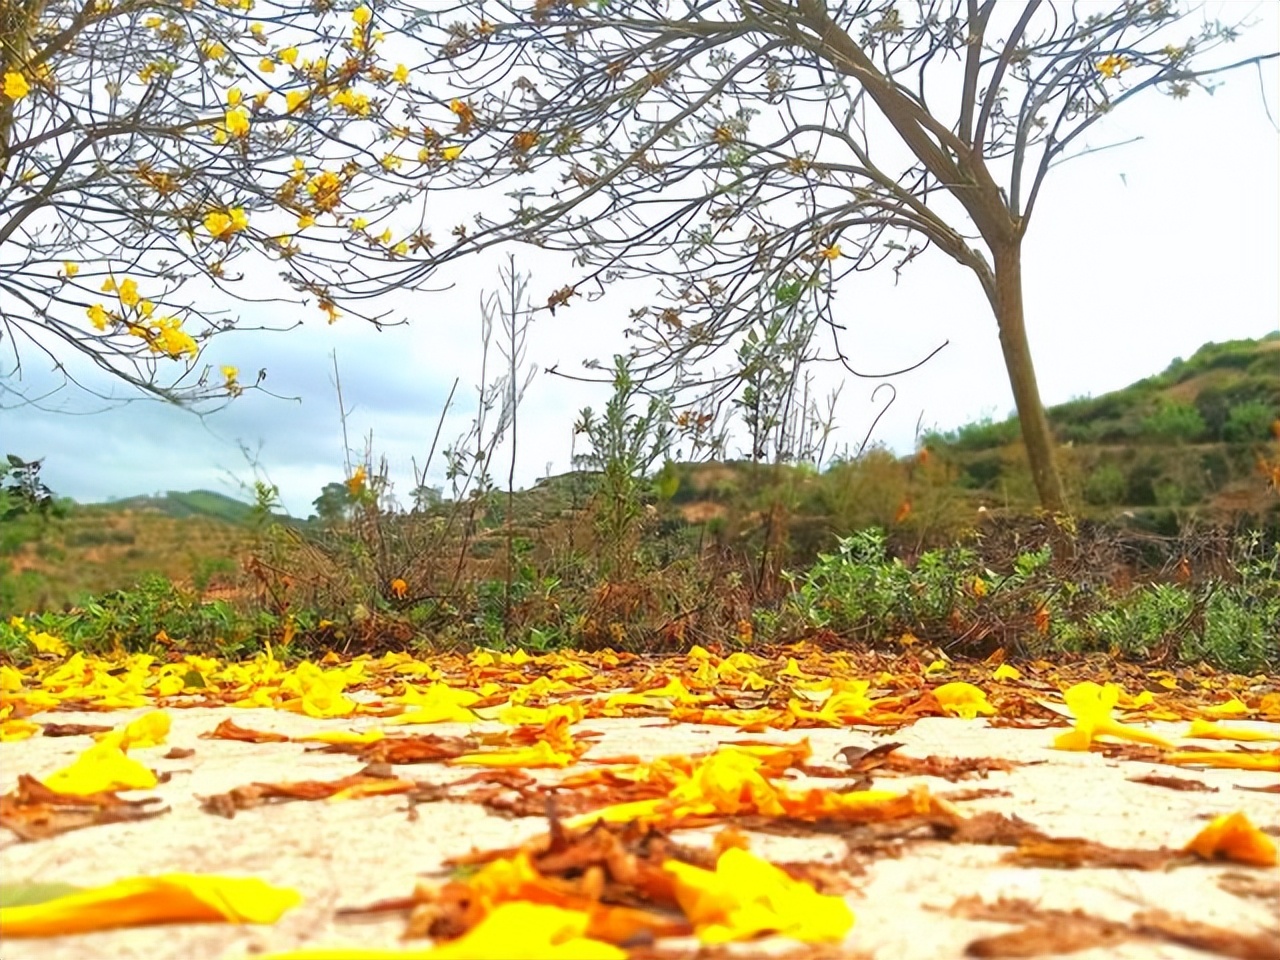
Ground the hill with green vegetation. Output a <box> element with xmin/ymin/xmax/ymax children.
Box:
<box><xmin>104</xmin><ymin>489</ymin><xmax>267</xmax><ymax>524</ymax></box>
<box><xmin>920</xmin><ymin>333</ymin><xmax>1279</xmax><ymax>522</ymax></box>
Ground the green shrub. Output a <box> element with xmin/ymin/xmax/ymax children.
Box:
<box><xmin>1224</xmin><ymin>400</ymin><xmax>1276</xmax><ymax>443</ymax></box>
<box><xmin>1141</xmin><ymin>400</ymin><xmax>1206</xmax><ymax>444</ymax></box>
<box><xmin>1083</xmin><ymin>463</ymin><xmax>1127</xmax><ymax>506</ymax></box>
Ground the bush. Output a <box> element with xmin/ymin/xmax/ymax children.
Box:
<box><xmin>1141</xmin><ymin>400</ymin><xmax>1206</xmax><ymax>444</ymax></box>
<box><xmin>1083</xmin><ymin>463</ymin><xmax>1127</xmax><ymax>506</ymax></box>
<box><xmin>1223</xmin><ymin>400</ymin><xmax>1276</xmax><ymax>443</ymax></box>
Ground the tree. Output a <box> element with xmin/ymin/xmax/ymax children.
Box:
<box><xmin>312</xmin><ymin>480</ymin><xmax>353</xmax><ymax>524</ymax></box>
<box><xmin>0</xmin><ymin>0</ymin><xmax>454</xmax><ymax>404</ymax></box>
<box><xmin>406</xmin><ymin>0</ymin><xmax>1276</xmax><ymax>513</ymax></box>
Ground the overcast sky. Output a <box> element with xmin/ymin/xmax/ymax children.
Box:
<box><xmin>3</xmin><ymin>3</ymin><xmax>1277</xmax><ymax>518</ymax></box>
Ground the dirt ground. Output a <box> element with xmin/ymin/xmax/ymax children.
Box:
<box><xmin>2</xmin><ymin>705</ymin><xmax>1277</xmax><ymax>960</ymax></box>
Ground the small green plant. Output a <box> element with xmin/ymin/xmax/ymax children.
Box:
<box><xmin>574</xmin><ymin>355</ymin><xmax>674</xmax><ymax>576</ymax></box>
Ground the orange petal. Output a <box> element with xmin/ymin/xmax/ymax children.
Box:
<box><xmin>1185</xmin><ymin>811</ymin><xmax>1277</xmax><ymax>867</ymax></box>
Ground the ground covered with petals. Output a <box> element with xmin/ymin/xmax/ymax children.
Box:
<box><xmin>1</xmin><ymin>643</ymin><xmax>1277</xmax><ymax>960</ymax></box>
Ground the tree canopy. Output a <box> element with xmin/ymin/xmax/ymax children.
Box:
<box><xmin>397</xmin><ymin>0</ymin><xmax>1274</xmax><ymax>509</ymax></box>
<box><xmin>0</xmin><ymin>0</ymin><xmax>458</xmax><ymax>403</ymax></box>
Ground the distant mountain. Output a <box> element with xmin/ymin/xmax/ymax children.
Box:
<box><xmin>105</xmin><ymin>490</ymin><xmax>264</xmax><ymax>524</ymax></box>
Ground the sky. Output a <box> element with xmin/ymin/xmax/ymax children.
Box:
<box><xmin>3</xmin><ymin>2</ymin><xmax>1278</xmax><ymax>518</ymax></box>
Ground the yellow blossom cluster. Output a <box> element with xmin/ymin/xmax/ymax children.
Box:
<box><xmin>83</xmin><ymin>276</ymin><xmax>197</xmax><ymax>359</ymax></box>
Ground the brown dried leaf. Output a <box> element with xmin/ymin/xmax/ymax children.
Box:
<box><xmin>199</xmin><ymin>773</ymin><xmax>418</xmax><ymax>818</ymax></box>
<box><xmin>163</xmin><ymin>747</ymin><xmax>196</xmax><ymax>760</ymax></box>
<box><xmin>310</xmin><ymin>733</ymin><xmax>478</xmax><ymax>763</ymax></box>
<box><xmin>1127</xmin><ymin>773</ymin><xmax>1216</xmax><ymax>792</ymax></box>
<box><xmin>1135</xmin><ymin>910</ymin><xmax>1279</xmax><ymax>960</ymax></box>
<box><xmin>199</xmin><ymin>718</ymin><xmax>289</xmax><ymax>743</ymax></box>
<box><xmin>0</xmin><ymin>774</ymin><xmax>168</xmax><ymax>841</ymax></box>
<box><xmin>40</xmin><ymin>722</ymin><xmax>113</xmax><ymax>737</ymax></box>
<box><xmin>837</xmin><ymin>742</ymin><xmax>905</xmax><ymax>772</ymax></box>
<box><xmin>1234</xmin><ymin>783</ymin><xmax>1280</xmax><ymax>794</ymax></box>
<box><xmin>937</xmin><ymin>811</ymin><xmax>1049</xmax><ymax>846</ymax></box>
<box><xmin>966</xmin><ymin>915</ymin><xmax>1129</xmax><ymax>957</ymax></box>
<box><xmin>1005</xmin><ymin>837</ymin><xmax>1175</xmax><ymax>870</ymax></box>
<box><xmin>1217</xmin><ymin>870</ymin><xmax>1280</xmax><ymax>901</ymax></box>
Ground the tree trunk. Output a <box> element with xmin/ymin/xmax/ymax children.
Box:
<box><xmin>990</xmin><ymin>241</ymin><xmax>1068</xmax><ymax>514</ymax></box>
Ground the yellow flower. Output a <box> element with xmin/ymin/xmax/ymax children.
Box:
<box><xmin>393</xmin><ymin>63</ymin><xmax>409</xmax><ymax>84</ymax></box>
<box><xmin>203</xmin><ymin>207</ymin><xmax>249</xmax><ymax>241</ymax></box>
<box><xmin>379</xmin><ymin>153</ymin><xmax>401</xmax><ymax>171</ymax></box>
<box><xmin>101</xmin><ymin>277</ymin><xmax>117</xmax><ymax>293</ymax></box>
<box><xmin>352</xmin><ymin>5</ymin><xmax>371</xmax><ymax>25</ymax></box>
<box><xmin>226</xmin><ymin>87</ymin><xmax>243</xmax><ymax>107</ymax></box>
<box><xmin>1053</xmin><ymin>681</ymin><xmax>1175</xmax><ymax>751</ymax></box>
<box><xmin>150</xmin><ymin>318</ymin><xmax>199</xmax><ymax>359</ymax></box>
<box><xmin>441</xmin><ymin>144</ymin><xmax>464</xmax><ymax>162</ymax></box>
<box><xmin>222</xmin><ymin>365</ymin><xmax>239</xmax><ymax>384</ymax></box>
<box><xmin>280</xmin><ymin>47</ymin><xmax>299</xmax><ymax>65</ymax></box>
<box><xmin>3</xmin><ymin>72</ymin><xmax>30</xmax><ymax>100</ymax></box>
<box><xmin>820</xmin><ymin>244</ymin><xmax>841</xmax><ymax>260</ymax></box>
<box><xmin>87</xmin><ymin>304</ymin><xmax>110</xmax><ymax>330</ymax></box>
<box><xmin>346</xmin><ymin>465</ymin><xmax>367</xmax><ymax>496</ymax></box>
<box><xmin>224</xmin><ymin>106</ymin><xmax>250</xmax><ymax>138</ymax></box>
<box><xmin>349</xmin><ymin>216</ymin><xmax>368</xmax><ymax>230</ymax></box>
<box><xmin>1097</xmin><ymin>54</ymin><xmax>1132</xmax><ymax>79</ymax></box>
<box><xmin>118</xmin><ymin>278</ymin><xmax>140</xmax><ymax>308</ymax></box>
<box><xmin>285</xmin><ymin>90</ymin><xmax>307</xmax><ymax>113</ymax></box>
<box><xmin>63</xmin><ymin>261</ymin><xmax>79</xmax><ymax>277</ymax></box>
<box><xmin>296</xmin><ymin>213</ymin><xmax>316</xmax><ymax>229</ymax></box>
<box><xmin>932</xmin><ymin>681</ymin><xmax>995</xmax><ymax>719</ymax></box>
<box><xmin>259</xmin><ymin>58</ymin><xmax>276</xmax><ymax>73</ymax></box>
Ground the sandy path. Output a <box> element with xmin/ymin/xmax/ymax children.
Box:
<box><xmin>2</xmin><ymin>706</ymin><xmax>1277</xmax><ymax>960</ymax></box>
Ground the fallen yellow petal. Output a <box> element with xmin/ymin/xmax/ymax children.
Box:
<box><xmin>0</xmin><ymin>719</ymin><xmax>40</xmax><ymax>741</ymax></box>
<box><xmin>451</xmin><ymin>740</ymin><xmax>578</xmax><ymax>769</ymax></box>
<box><xmin>293</xmin><ymin>729</ymin><xmax>385</xmax><ymax>745</ymax></box>
<box><xmin>1185</xmin><ymin>811</ymin><xmax>1277</xmax><ymax>867</ymax></box>
<box><xmin>0</xmin><ymin>874</ymin><xmax>302</xmax><ymax>936</ymax></box>
<box><xmin>113</xmin><ymin>710</ymin><xmax>171</xmax><ymax>749</ymax></box>
<box><xmin>665</xmin><ymin>847</ymin><xmax>854</xmax><ymax>943</ymax></box>
<box><xmin>1184</xmin><ymin>719</ymin><xmax>1280</xmax><ymax>743</ymax></box>
<box><xmin>1163</xmin><ymin>750</ymin><xmax>1280</xmax><ymax>771</ymax></box>
<box><xmin>1200</xmin><ymin>698</ymin><xmax>1251</xmax><ymax>719</ymax></box>
<box><xmin>41</xmin><ymin>743</ymin><xmax>158</xmax><ymax>795</ymax></box>
<box><xmin>258</xmin><ymin>901</ymin><xmax>623</xmax><ymax>960</ymax></box>
<box><xmin>933</xmin><ymin>682</ymin><xmax>996</xmax><ymax>719</ymax></box>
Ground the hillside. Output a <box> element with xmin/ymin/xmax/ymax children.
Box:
<box><xmin>104</xmin><ymin>489</ymin><xmax>267</xmax><ymax>524</ymax></box>
<box><xmin>921</xmin><ymin>333</ymin><xmax>1280</xmax><ymax>521</ymax></box>
<box><xmin>2</xmin><ymin>334</ymin><xmax>1276</xmax><ymax>614</ymax></box>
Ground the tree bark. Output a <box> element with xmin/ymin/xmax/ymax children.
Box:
<box><xmin>990</xmin><ymin>241</ymin><xmax>1068</xmax><ymax>514</ymax></box>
